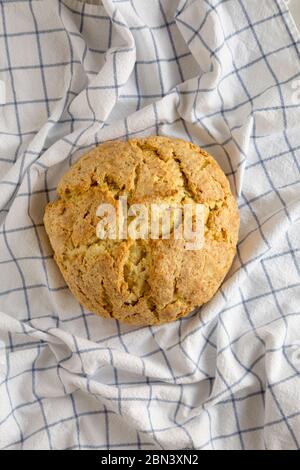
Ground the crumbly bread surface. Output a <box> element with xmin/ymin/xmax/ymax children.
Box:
<box><xmin>44</xmin><ymin>136</ymin><xmax>240</xmax><ymax>325</ymax></box>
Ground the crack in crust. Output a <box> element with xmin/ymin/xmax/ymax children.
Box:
<box><xmin>44</xmin><ymin>136</ymin><xmax>240</xmax><ymax>326</ymax></box>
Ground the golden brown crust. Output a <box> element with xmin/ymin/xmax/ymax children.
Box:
<box><xmin>44</xmin><ymin>136</ymin><xmax>240</xmax><ymax>325</ymax></box>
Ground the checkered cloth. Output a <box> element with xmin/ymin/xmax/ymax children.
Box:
<box><xmin>0</xmin><ymin>0</ymin><xmax>300</xmax><ymax>450</ymax></box>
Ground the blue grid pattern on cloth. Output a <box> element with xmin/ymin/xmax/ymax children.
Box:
<box><xmin>0</xmin><ymin>0</ymin><xmax>300</xmax><ymax>450</ymax></box>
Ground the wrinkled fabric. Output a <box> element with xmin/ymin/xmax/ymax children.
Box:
<box><xmin>0</xmin><ymin>0</ymin><xmax>300</xmax><ymax>450</ymax></box>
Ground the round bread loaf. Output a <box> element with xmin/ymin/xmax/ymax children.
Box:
<box><xmin>44</xmin><ymin>136</ymin><xmax>239</xmax><ymax>325</ymax></box>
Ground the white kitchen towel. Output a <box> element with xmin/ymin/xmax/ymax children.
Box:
<box><xmin>0</xmin><ymin>0</ymin><xmax>300</xmax><ymax>450</ymax></box>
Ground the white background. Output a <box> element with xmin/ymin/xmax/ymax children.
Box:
<box><xmin>289</xmin><ymin>0</ymin><xmax>300</xmax><ymax>28</ymax></box>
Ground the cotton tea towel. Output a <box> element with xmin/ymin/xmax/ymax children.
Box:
<box><xmin>0</xmin><ymin>0</ymin><xmax>300</xmax><ymax>450</ymax></box>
